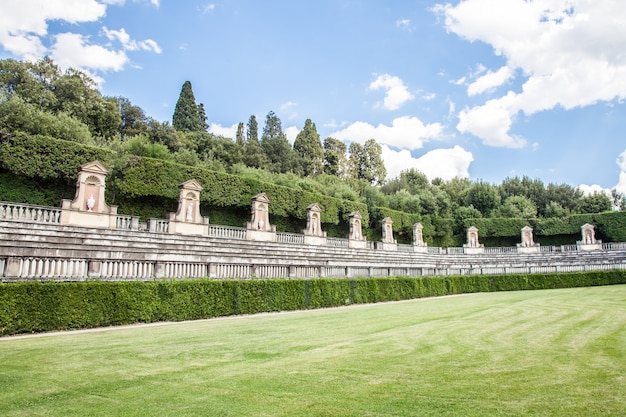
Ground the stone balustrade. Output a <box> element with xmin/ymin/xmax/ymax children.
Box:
<box><xmin>208</xmin><ymin>224</ymin><xmax>247</xmax><ymax>240</ymax></box>
<box><xmin>276</xmin><ymin>232</ymin><xmax>305</xmax><ymax>245</ymax></box>
<box><xmin>147</xmin><ymin>218</ymin><xmax>170</xmax><ymax>233</ymax></box>
<box><xmin>0</xmin><ymin>201</ymin><xmax>62</xmax><ymax>224</ymax></box>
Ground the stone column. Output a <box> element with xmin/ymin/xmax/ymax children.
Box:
<box><xmin>167</xmin><ymin>179</ymin><xmax>209</xmax><ymax>236</ymax></box>
<box><xmin>303</xmin><ymin>203</ymin><xmax>327</xmax><ymax>245</ymax></box>
<box><xmin>348</xmin><ymin>211</ymin><xmax>367</xmax><ymax>249</ymax></box>
<box><xmin>380</xmin><ymin>217</ymin><xmax>397</xmax><ymax>251</ymax></box>
<box><xmin>245</xmin><ymin>193</ymin><xmax>276</xmax><ymax>242</ymax></box>
<box><xmin>413</xmin><ymin>222</ymin><xmax>428</xmax><ymax>253</ymax></box>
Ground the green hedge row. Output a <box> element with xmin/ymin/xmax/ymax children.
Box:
<box><xmin>112</xmin><ymin>157</ymin><xmax>369</xmax><ymax>225</ymax></box>
<box><xmin>0</xmin><ymin>132</ymin><xmax>114</xmax><ymax>181</ymax></box>
<box><xmin>1</xmin><ymin>271</ymin><xmax>624</xmax><ymax>336</ymax></box>
<box><xmin>464</xmin><ymin>211</ymin><xmax>626</xmax><ymax>243</ymax></box>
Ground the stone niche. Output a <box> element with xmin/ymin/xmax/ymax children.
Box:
<box><xmin>348</xmin><ymin>211</ymin><xmax>367</xmax><ymax>249</ymax></box>
<box><xmin>60</xmin><ymin>161</ymin><xmax>118</xmax><ymax>228</ymax></box>
<box><xmin>413</xmin><ymin>222</ymin><xmax>428</xmax><ymax>253</ymax></box>
<box><xmin>517</xmin><ymin>226</ymin><xmax>540</xmax><ymax>253</ymax></box>
<box><xmin>245</xmin><ymin>192</ymin><xmax>276</xmax><ymax>242</ymax></box>
<box><xmin>380</xmin><ymin>217</ymin><xmax>397</xmax><ymax>251</ymax></box>
<box><xmin>577</xmin><ymin>223</ymin><xmax>602</xmax><ymax>251</ymax></box>
<box><xmin>303</xmin><ymin>203</ymin><xmax>327</xmax><ymax>246</ymax></box>
<box><xmin>167</xmin><ymin>179</ymin><xmax>209</xmax><ymax>236</ymax></box>
<box><xmin>463</xmin><ymin>226</ymin><xmax>484</xmax><ymax>254</ymax></box>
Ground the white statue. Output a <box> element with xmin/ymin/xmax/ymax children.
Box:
<box><xmin>86</xmin><ymin>194</ymin><xmax>95</xmax><ymax>212</ymax></box>
<box><xmin>186</xmin><ymin>203</ymin><xmax>193</xmax><ymax>221</ymax></box>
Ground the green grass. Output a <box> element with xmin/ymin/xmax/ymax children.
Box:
<box><xmin>1</xmin><ymin>285</ymin><xmax>625</xmax><ymax>416</ymax></box>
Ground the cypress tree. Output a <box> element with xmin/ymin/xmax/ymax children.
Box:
<box><xmin>172</xmin><ymin>81</ymin><xmax>206</xmax><ymax>132</ymax></box>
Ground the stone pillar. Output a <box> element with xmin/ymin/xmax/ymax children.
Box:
<box><xmin>517</xmin><ymin>226</ymin><xmax>540</xmax><ymax>253</ymax></box>
<box><xmin>348</xmin><ymin>211</ymin><xmax>367</xmax><ymax>249</ymax></box>
<box><xmin>413</xmin><ymin>222</ymin><xmax>428</xmax><ymax>253</ymax></box>
<box><xmin>167</xmin><ymin>179</ymin><xmax>209</xmax><ymax>236</ymax></box>
<box><xmin>380</xmin><ymin>217</ymin><xmax>397</xmax><ymax>251</ymax></box>
<box><xmin>577</xmin><ymin>223</ymin><xmax>602</xmax><ymax>251</ymax></box>
<box><xmin>60</xmin><ymin>160</ymin><xmax>118</xmax><ymax>228</ymax></box>
<box><xmin>245</xmin><ymin>193</ymin><xmax>276</xmax><ymax>242</ymax></box>
<box><xmin>303</xmin><ymin>203</ymin><xmax>327</xmax><ymax>245</ymax></box>
<box><xmin>463</xmin><ymin>226</ymin><xmax>484</xmax><ymax>254</ymax></box>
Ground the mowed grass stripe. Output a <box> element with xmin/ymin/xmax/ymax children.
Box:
<box><xmin>0</xmin><ymin>285</ymin><xmax>625</xmax><ymax>416</ymax></box>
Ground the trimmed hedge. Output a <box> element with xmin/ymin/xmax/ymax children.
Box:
<box><xmin>0</xmin><ymin>132</ymin><xmax>114</xmax><ymax>181</ymax></box>
<box><xmin>1</xmin><ymin>271</ymin><xmax>624</xmax><ymax>336</ymax></box>
<box><xmin>112</xmin><ymin>157</ymin><xmax>369</xmax><ymax>225</ymax></box>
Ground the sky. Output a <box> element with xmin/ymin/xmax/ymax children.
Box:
<box><xmin>1</xmin><ymin>0</ymin><xmax>626</xmax><ymax>195</ymax></box>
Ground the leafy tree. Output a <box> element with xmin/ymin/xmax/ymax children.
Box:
<box><xmin>611</xmin><ymin>189</ymin><xmax>625</xmax><ymax>211</ymax></box>
<box><xmin>493</xmin><ymin>195</ymin><xmax>537</xmax><ymax>218</ymax></box>
<box><xmin>172</xmin><ymin>81</ymin><xmax>206</xmax><ymax>132</ymax></box>
<box><xmin>382</xmin><ymin>168</ymin><xmax>429</xmax><ymax>195</ymax></box>
<box><xmin>544</xmin><ymin>201</ymin><xmax>569</xmax><ymax>218</ymax></box>
<box><xmin>293</xmin><ymin>119</ymin><xmax>324</xmax><ymax>176</ymax></box>
<box><xmin>543</xmin><ymin>183</ymin><xmax>583</xmax><ymax>215</ymax></box>
<box><xmin>363</xmin><ymin>138</ymin><xmax>386</xmax><ymax>185</ymax></box>
<box><xmin>115</xmin><ymin>97</ymin><xmax>148</xmax><ymax>139</ymax></box>
<box><xmin>576</xmin><ymin>192</ymin><xmax>612</xmax><ymax>214</ymax></box>
<box><xmin>0</xmin><ymin>95</ymin><xmax>92</xmax><ymax>143</ymax></box>
<box><xmin>323</xmin><ymin>137</ymin><xmax>347</xmax><ymax>177</ymax></box>
<box><xmin>465</xmin><ymin>181</ymin><xmax>501</xmax><ymax>217</ymax></box>
<box><xmin>349</xmin><ymin>139</ymin><xmax>386</xmax><ymax>185</ymax></box>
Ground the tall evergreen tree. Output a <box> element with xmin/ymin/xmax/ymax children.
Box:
<box><xmin>323</xmin><ymin>137</ymin><xmax>347</xmax><ymax>177</ymax></box>
<box><xmin>261</xmin><ymin>111</ymin><xmax>293</xmax><ymax>173</ymax></box>
<box><xmin>235</xmin><ymin>122</ymin><xmax>245</xmax><ymax>147</ymax></box>
<box><xmin>347</xmin><ymin>139</ymin><xmax>387</xmax><ymax>185</ymax></box>
<box><xmin>293</xmin><ymin>119</ymin><xmax>324</xmax><ymax>176</ymax></box>
<box><xmin>172</xmin><ymin>81</ymin><xmax>207</xmax><ymax>132</ymax></box>
<box><xmin>246</xmin><ymin>115</ymin><xmax>258</xmax><ymax>144</ymax></box>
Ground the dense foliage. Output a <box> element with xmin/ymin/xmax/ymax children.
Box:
<box><xmin>1</xmin><ymin>57</ymin><xmax>624</xmax><ymax>244</ymax></box>
<box><xmin>1</xmin><ymin>271</ymin><xmax>624</xmax><ymax>335</ymax></box>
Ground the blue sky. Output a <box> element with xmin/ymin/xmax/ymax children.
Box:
<box><xmin>1</xmin><ymin>0</ymin><xmax>626</xmax><ymax>195</ymax></box>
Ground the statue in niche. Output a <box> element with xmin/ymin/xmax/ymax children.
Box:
<box><xmin>86</xmin><ymin>194</ymin><xmax>95</xmax><ymax>212</ymax></box>
<box><xmin>258</xmin><ymin>219</ymin><xmax>264</xmax><ymax>230</ymax></box>
<box><xmin>186</xmin><ymin>202</ymin><xmax>193</xmax><ymax>221</ymax></box>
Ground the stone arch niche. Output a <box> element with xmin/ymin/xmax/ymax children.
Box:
<box><xmin>578</xmin><ymin>223</ymin><xmax>602</xmax><ymax>251</ymax></box>
<box><xmin>517</xmin><ymin>226</ymin><xmax>540</xmax><ymax>253</ymax></box>
<box><xmin>413</xmin><ymin>222</ymin><xmax>428</xmax><ymax>253</ymax></box>
<box><xmin>303</xmin><ymin>203</ymin><xmax>327</xmax><ymax>245</ymax></box>
<box><xmin>380</xmin><ymin>217</ymin><xmax>397</xmax><ymax>251</ymax></box>
<box><xmin>246</xmin><ymin>192</ymin><xmax>276</xmax><ymax>242</ymax></box>
<box><xmin>167</xmin><ymin>179</ymin><xmax>209</xmax><ymax>236</ymax></box>
<box><xmin>348</xmin><ymin>211</ymin><xmax>367</xmax><ymax>249</ymax></box>
<box><xmin>60</xmin><ymin>161</ymin><xmax>118</xmax><ymax>228</ymax></box>
<box><xmin>463</xmin><ymin>226</ymin><xmax>484</xmax><ymax>254</ymax></box>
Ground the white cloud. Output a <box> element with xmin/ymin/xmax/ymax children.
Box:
<box><xmin>51</xmin><ymin>33</ymin><xmax>128</xmax><ymax>72</ymax></box>
<box><xmin>457</xmin><ymin>95</ymin><xmax>527</xmax><ymax>148</ymax></box>
<box><xmin>439</xmin><ymin>0</ymin><xmax>626</xmax><ymax>147</ymax></box>
<box><xmin>467</xmin><ymin>66</ymin><xmax>513</xmax><ymax>96</ymax></box>
<box><xmin>369</xmin><ymin>74</ymin><xmax>415</xmax><ymax>110</ymax></box>
<box><xmin>396</xmin><ymin>18</ymin><xmax>413</xmax><ymax>31</ymax></box>
<box><xmin>209</xmin><ymin>123</ymin><xmax>237</xmax><ymax>139</ymax></box>
<box><xmin>382</xmin><ymin>145</ymin><xmax>473</xmax><ymax>181</ymax></box>
<box><xmin>285</xmin><ymin>126</ymin><xmax>299</xmax><ymax>144</ymax></box>
<box><xmin>103</xmin><ymin>27</ymin><xmax>162</xmax><ymax>53</ymax></box>
<box><xmin>0</xmin><ymin>0</ymin><xmax>106</xmax><ymax>60</ymax></box>
<box><xmin>578</xmin><ymin>184</ymin><xmax>609</xmax><ymax>196</ymax></box>
<box><xmin>330</xmin><ymin>116</ymin><xmax>443</xmax><ymax>150</ymax></box>
<box><xmin>202</xmin><ymin>3</ymin><xmax>216</xmax><ymax>14</ymax></box>
<box><xmin>0</xmin><ymin>0</ymin><xmax>161</xmax><ymax>77</ymax></box>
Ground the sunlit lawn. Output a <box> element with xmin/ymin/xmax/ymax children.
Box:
<box><xmin>1</xmin><ymin>285</ymin><xmax>625</xmax><ymax>416</ymax></box>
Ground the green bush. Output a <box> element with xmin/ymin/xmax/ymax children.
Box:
<box><xmin>2</xmin><ymin>271</ymin><xmax>625</xmax><ymax>336</ymax></box>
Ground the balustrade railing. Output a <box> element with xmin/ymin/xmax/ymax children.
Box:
<box><xmin>116</xmin><ymin>215</ymin><xmax>139</xmax><ymax>231</ymax></box>
<box><xmin>485</xmin><ymin>246</ymin><xmax>518</xmax><ymax>254</ymax></box>
<box><xmin>147</xmin><ymin>218</ymin><xmax>169</xmax><ymax>233</ymax></box>
<box><xmin>276</xmin><ymin>232</ymin><xmax>305</xmax><ymax>245</ymax></box>
<box><xmin>326</xmin><ymin>237</ymin><xmax>348</xmax><ymax>248</ymax></box>
<box><xmin>0</xmin><ymin>202</ymin><xmax>61</xmax><ymax>224</ymax></box>
<box><xmin>208</xmin><ymin>224</ymin><xmax>247</xmax><ymax>240</ymax></box>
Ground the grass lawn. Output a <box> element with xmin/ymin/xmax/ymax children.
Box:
<box><xmin>1</xmin><ymin>285</ymin><xmax>625</xmax><ymax>416</ymax></box>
